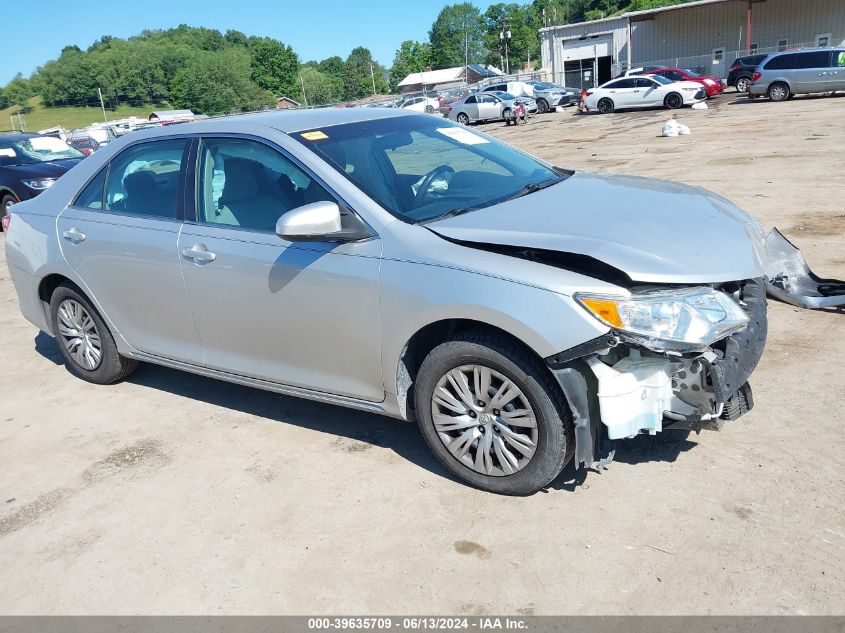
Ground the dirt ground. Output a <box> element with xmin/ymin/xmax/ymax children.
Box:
<box><xmin>1</xmin><ymin>92</ymin><xmax>844</xmax><ymax>616</ymax></box>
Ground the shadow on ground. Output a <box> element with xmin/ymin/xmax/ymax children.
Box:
<box><xmin>35</xmin><ymin>332</ymin><xmax>702</xmax><ymax>496</ymax></box>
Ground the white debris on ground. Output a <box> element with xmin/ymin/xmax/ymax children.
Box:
<box><xmin>659</xmin><ymin>118</ymin><xmax>691</xmax><ymax>137</ymax></box>
<box><xmin>692</xmin><ymin>102</ymin><xmax>709</xmax><ymax>110</ymax></box>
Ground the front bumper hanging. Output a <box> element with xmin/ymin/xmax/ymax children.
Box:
<box><xmin>547</xmin><ymin>279</ymin><xmax>768</xmax><ymax>469</ymax></box>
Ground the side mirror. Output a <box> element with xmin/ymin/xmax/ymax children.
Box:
<box><xmin>275</xmin><ymin>201</ymin><xmax>371</xmax><ymax>242</ymax></box>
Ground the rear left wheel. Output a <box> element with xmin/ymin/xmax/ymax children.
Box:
<box><xmin>597</xmin><ymin>98</ymin><xmax>614</xmax><ymax>114</ymax></box>
<box><xmin>414</xmin><ymin>331</ymin><xmax>574</xmax><ymax>495</ymax></box>
<box><xmin>49</xmin><ymin>283</ymin><xmax>138</xmax><ymax>384</ymax></box>
<box><xmin>456</xmin><ymin>113</ymin><xmax>469</xmax><ymax>125</ymax></box>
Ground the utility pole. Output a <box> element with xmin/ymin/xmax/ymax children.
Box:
<box><xmin>465</xmin><ymin>31</ymin><xmax>469</xmax><ymax>85</ymax></box>
<box><xmin>369</xmin><ymin>62</ymin><xmax>377</xmax><ymax>96</ymax></box>
<box><xmin>500</xmin><ymin>25</ymin><xmax>512</xmax><ymax>75</ymax></box>
<box><xmin>300</xmin><ymin>75</ymin><xmax>308</xmax><ymax>108</ymax></box>
<box><xmin>97</xmin><ymin>87</ymin><xmax>108</xmax><ymax>122</ymax></box>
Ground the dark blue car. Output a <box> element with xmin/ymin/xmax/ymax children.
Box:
<box><xmin>1</xmin><ymin>133</ymin><xmax>84</xmax><ymax>227</ymax></box>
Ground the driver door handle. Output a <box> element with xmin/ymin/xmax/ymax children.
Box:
<box><xmin>62</xmin><ymin>227</ymin><xmax>86</xmax><ymax>242</ymax></box>
<box><xmin>182</xmin><ymin>244</ymin><xmax>217</xmax><ymax>263</ymax></box>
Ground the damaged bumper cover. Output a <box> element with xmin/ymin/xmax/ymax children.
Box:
<box><xmin>764</xmin><ymin>228</ymin><xmax>845</xmax><ymax>309</ymax></box>
<box><xmin>547</xmin><ymin>279</ymin><xmax>768</xmax><ymax>469</ymax></box>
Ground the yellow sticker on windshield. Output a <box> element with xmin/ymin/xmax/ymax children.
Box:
<box><xmin>301</xmin><ymin>131</ymin><xmax>328</xmax><ymax>140</ymax></box>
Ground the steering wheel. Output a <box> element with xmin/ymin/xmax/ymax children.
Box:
<box><xmin>415</xmin><ymin>165</ymin><xmax>454</xmax><ymax>204</ymax></box>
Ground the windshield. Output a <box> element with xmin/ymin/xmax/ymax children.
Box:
<box><xmin>650</xmin><ymin>75</ymin><xmax>672</xmax><ymax>85</ymax></box>
<box><xmin>295</xmin><ymin>114</ymin><xmax>567</xmax><ymax>224</ymax></box>
<box><xmin>0</xmin><ymin>136</ymin><xmax>84</xmax><ymax>166</ymax></box>
<box><xmin>493</xmin><ymin>92</ymin><xmax>517</xmax><ymax>100</ymax></box>
<box><xmin>683</xmin><ymin>69</ymin><xmax>701</xmax><ymax>77</ymax></box>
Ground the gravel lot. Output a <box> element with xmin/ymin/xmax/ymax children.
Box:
<box><xmin>1</xmin><ymin>92</ymin><xmax>843</xmax><ymax>615</ymax></box>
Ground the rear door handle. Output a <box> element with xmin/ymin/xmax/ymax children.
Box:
<box><xmin>62</xmin><ymin>227</ymin><xmax>86</xmax><ymax>242</ymax></box>
<box><xmin>182</xmin><ymin>244</ymin><xmax>217</xmax><ymax>263</ymax></box>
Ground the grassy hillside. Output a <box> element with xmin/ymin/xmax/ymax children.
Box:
<box><xmin>0</xmin><ymin>97</ymin><xmax>160</xmax><ymax>133</ymax></box>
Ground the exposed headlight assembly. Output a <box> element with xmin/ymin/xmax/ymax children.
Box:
<box><xmin>575</xmin><ymin>287</ymin><xmax>749</xmax><ymax>351</ymax></box>
<box><xmin>22</xmin><ymin>178</ymin><xmax>56</xmax><ymax>190</ymax></box>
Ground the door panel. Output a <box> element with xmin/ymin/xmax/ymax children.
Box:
<box><xmin>178</xmin><ymin>225</ymin><xmax>384</xmax><ymax>400</ymax></box>
<box><xmin>795</xmin><ymin>51</ymin><xmax>831</xmax><ymax>92</ymax></box>
<box><xmin>827</xmin><ymin>50</ymin><xmax>845</xmax><ymax>91</ymax></box>
<box><xmin>179</xmin><ymin>136</ymin><xmax>384</xmax><ymax>401</ymax></box>
<box><xmin>57</xmin><ymin>209</ymin><xmax>201</xmax><ymax>363</ymax></box>
<box><xmin>57</xmin><ymin>137</ymin><xmax>201</xmax><ymax>363</ymax></box>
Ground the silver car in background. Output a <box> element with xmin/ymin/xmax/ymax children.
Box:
<box><xmin>446</xmin><ymin>92</ymin><xmax>535</xmax><ymax>125</ymax></box>
<box><xmin>5</xmin><ymin>109</ymin><xmax>768</xmax><ymax>495</ymax></box>
<box><xmin>748</xmin><ymin>48</ymin><xmax>845</xmax><ymax>101</ymax></box>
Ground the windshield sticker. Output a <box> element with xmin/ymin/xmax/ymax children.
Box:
<box><xmin>0</xmin><ymin>148</ymin><xmax>16</xmax><ymax>158</ymax></box>
<box><xmin>436</xmin><ymin>127</ymin><xmax>489</xmax><ymax>145</ymax></box>
<box><xmin>301</xmin><ymin>131</ymin><xmax>328</xmax><ymax>141</ymax></box>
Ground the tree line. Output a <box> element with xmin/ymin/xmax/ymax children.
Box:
<box><xmin>0</xmin><ymin>0</ymin><xmax>692</xmax><ymax>115</ymax></box>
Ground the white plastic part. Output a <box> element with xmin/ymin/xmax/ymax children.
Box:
<box><xmin>585</xmin><ymin>351</ymin><xmax>674</xmax><ymax>439</ymax></box>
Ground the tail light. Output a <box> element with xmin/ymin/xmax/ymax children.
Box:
<box><xmin>751</xmin><ymin>72</ymin><xmax>761</xmax><ymax>83</ymax></box>
<box><xmin>444</xmin><ymin>106</ymin><xmax>452</xmax><ymax>113</ymax></box>
<box><xmin>2</xmin><ymin>211</ymin><xmax>11</xmax><ymax>233</ymax></box>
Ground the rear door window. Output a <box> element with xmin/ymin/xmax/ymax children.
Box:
<box><xmin>765</xmin><ymin>54</ymin><xmax>798</xmax><ymax>70</ymax></box>
<box><xmin>73</xmin><ymin>168</ymin><xmax>107</xmax><ymax>209</ymax></box>
<box><xmin>104</xmin><ymin>139</ymin><xmax>187</xmax><ymax>219</ymax></box>
<box><xmin>796</xmin><ymin>51</ymin><xmax>831</xmax><ymax>69</ymax></box>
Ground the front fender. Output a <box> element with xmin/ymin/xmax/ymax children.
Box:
<box><xmin>379</xmin><ymin>258</ymin><xmax>609</xmax><ymax>397</ymax></box>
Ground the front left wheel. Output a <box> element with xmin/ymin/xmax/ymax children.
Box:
<box><xmin>49</xmin><ymin>283</ymin><xmax>138</xmax><ymax>384</ymax></box>
<box><xmin>414</xmin><ymin>331</ymin><xmax>574</xmax><ymax>495</ymax></box>
<box><xmin>664</xmin><ymin>92</ymin><xmax>683</xmax><ymax>109</ymax></box>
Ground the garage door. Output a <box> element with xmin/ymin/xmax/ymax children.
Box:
<box><xmin>562</xmin><ymin>35</ymin><xmax>612</xmax><ymax>62</ymax></box>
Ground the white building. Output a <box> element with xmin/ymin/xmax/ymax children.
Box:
<box><xmin>540</xmin><ymin>0</ymin><xmax>845</xmax><ymax>88</ymax></box>
<box><xmin>397</xmin><ymin>65</ymin><xmax>502</xmax><ymax>94</ymax></box>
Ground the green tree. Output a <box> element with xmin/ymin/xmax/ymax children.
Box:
<box><xmin>483</xmin><ymin>4</ymin><xmax>539</xmax><ymax>72</ymax></box>
<box><xmin>249</xmin><ymin>38</ymin><xmax>300</xmax><ymax>98</ymax></box>
<box><xmin>4</xmin><ymin>74</ymin><xmax>34</xmax><ymax>108</ymax></box>
<box><xmin>428</xmin><ymin>3</ymin><xmax>486</xmax><ymax>69</ymax></box>
<box><xmin>389</xmin><ymin>40</ymin><xmax>433</xmax><ymax>92</ymax></box>
<box><xmin>172</xmin><ymin>49</ymin><xmax>272</xmax><ymax>114</ymax></box>
<box><xmin>317</xmin><ymin>56</ymin><xmax>345</xmax><ymax>100</ymax></box>
<box><xmin>343</xmin><ymin>47</ymin><xmax>388</xmax><ymax>100</ymax></box>
<box><xmin>299</xmin><ymin>66</ymin><xmax>343</xmax><ymax>105</ymax></box>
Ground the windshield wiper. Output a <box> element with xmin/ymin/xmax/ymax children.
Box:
<box><xmin>422</xmin><ymin>205</ymin><xmax>482</xmax><ymax>223</ymax></box>
<box><xmin>502</xmin><ymin>177</ymin><xmax>562</xmax><ymax>203</ymax></box>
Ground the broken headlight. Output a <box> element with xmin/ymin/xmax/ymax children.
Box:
<box><xmin>575</xmin><ymin>287</ymin><xmax>749</xmax><ymax>351</ymax></box>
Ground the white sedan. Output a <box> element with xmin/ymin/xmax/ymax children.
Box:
<box><xmin>582</xmin><ymin>75</ymin><xmax>706</xmax><ymax>114</ymax></box>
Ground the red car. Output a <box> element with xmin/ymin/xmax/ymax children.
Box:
<box><xmin>650</xmin><ymin>67</ymin><xmax>725</xmax><ymax>97</ymax></box>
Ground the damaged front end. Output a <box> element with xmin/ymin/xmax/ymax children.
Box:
<box><xmin>547</xmin><ymin>278</ymin><xmax>767</xmax><ymax>469</ymax></box>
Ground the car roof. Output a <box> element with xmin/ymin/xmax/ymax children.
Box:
<box><xmin>0</xmin><ymin>132</ymin><xmax>39</xmax><ymax>142</ymax></box>
<box><xmin>116</xmin><ymin>107</ymin><xmax>415</xmax><ymax>142</ymax></box>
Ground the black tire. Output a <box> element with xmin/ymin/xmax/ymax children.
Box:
<box><xmin>456</xmin><ymin>112</ymin><xmax>469</xmax><ymax>125</ymax></box>
<box><xmin>664</xmin><ymin>92</ymin><xmax>683</xmax><ymax>109</ymax></box>
<box><xmin>414</xmin><ymin>330</ymin><xmax>575</xmax><ymax>495</ymax></box>
<box><xmin>735</xmin><ymin>76</ymin><xmax>750</xmax><ymax>93</ymax></box>
<box><xmin>49</xmin><ymin>282</ymin><xmax>138</xmax><ymax>384</ymax></box>
<box><xmin>536</xmin><ymin>99</ymin><xmax>549</xmax><ymax>114</ymax></box>
<box><xmin>597</xmin><ymin>98</ymin><xmax>614</xmax><ymax>114</ymax></box>
<box><xmin>1</xmin><ymin>194</ymin><xmax>15</xmax><ymax>231</ymax></box>
<box><xmin>768</xmin><ymin>82</ymin><xmax>790</xmax><ymax>102</ymax></box>
<box><xmin>425</xmin><ymin>104</ymin><xmax>434</xmax><ymax>114</ymax></box>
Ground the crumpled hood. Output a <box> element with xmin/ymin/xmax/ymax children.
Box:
<box><xmin>427</xmin><ymin>172</ymin><xmax>765</xmax><ymax>284</ymax></box>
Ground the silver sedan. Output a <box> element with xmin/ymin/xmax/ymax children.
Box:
<box><xmin>5</xmin><ymin>108</ymin><xmax>768</xmax><ymax>495</ymax></box>
<box><xmin>446</xmin><ymin>92</ymin><xmax>534</xmax><ymax>125</ymax></box>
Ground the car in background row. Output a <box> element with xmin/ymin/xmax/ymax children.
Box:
<box><xmin>615</xmin><ymin>65</ymin><xmax>663</xmax><ymax>78</ymax></box>
<box><xmin>749</xmin><ymin>48</ymin><xmax>845</xmax><ymax>101</ymax></box>
<box><xmin>446</xmin><ymin>92</ymin><xmax>532</xmax><ymax>124</ymax></box>
<box><xmin>650</xmin><ymin>67</ymin><xmax>725</xmax><ymax>97</ymax></box>
<box><xmin>481</xmin><ymin>81</ymin><xmax>577</xmax><ymax>113</ymax></box>
<box><xmin>1</xmin><ymin>133</ymin><xmax>84</xmax><ymax>229</ymax></box>
<box><xmin>401</xmin><ymin>95</ymin><xmax>441</xmax><ymax>114</ymax></box>
<box><xmin>582</xmin><ymin>75</ymin><xmax>706</xmax><ymax>113</ymax></box>
<box><xmin>727</xmin><ymin>54</ymin><xmax>768</xmax><ymax>92</ymax></box>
